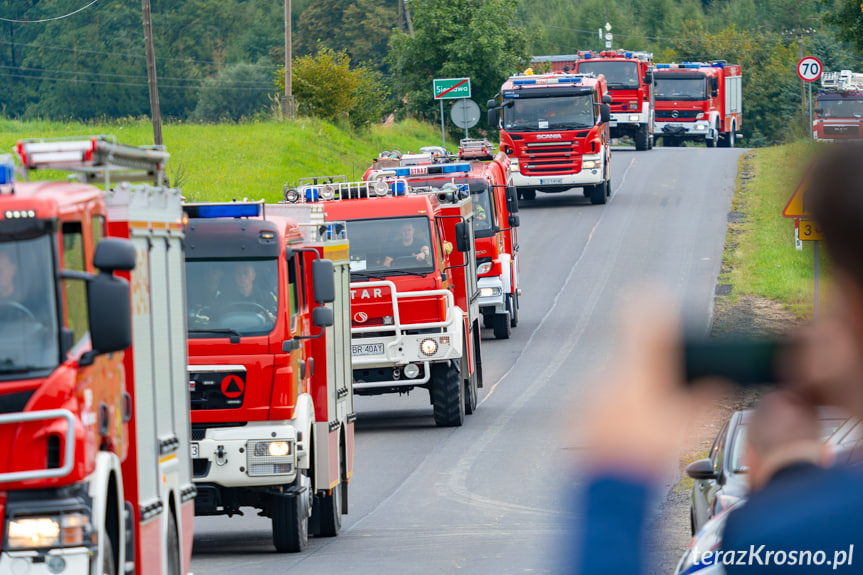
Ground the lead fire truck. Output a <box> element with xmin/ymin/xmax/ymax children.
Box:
<box><xmin>653</xmin><ymin>61</ymin><xmax>742</xmax><ymax>148</ymax></box>
<box><xmin>283</xmin><ymin>175</ymin><xmax>482</xmax><ymax>426</ymax></box>
<box><xmin>814</xmin><ymin>70</ymin><xmax>863</xmax><ymax>142</ymax></box>
<box><xmin>488</xmin><ymin>72</ymin><xmax>613</xmax><ymax>204</ymax></box>
<box><xmin>364</xmin><ymin>140</ymin><xmax>521</xmax><ymax>340</ymax></box>
<box><xmin>0</xmin><ymin>137</ymin><xmax>194</xmax><ymax>575</ymax></box>
<box><xmin>183</xmin><ymin>200</ymin><xmax>353</xmax><ymax>552</ymax></box>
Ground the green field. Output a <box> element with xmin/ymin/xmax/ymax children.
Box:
<box><xmin>722</xmin><ymin>142</ymin><xmax>831</xmax><ymax>319</ymax></box>
<box><xmin>0</xmin><ymin>118</ymin><xmax>451</xmax><ymax>203</ymax></box>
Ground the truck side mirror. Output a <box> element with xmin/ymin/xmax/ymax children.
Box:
<box><xmin>86</xmin><ymin>273</ymin><xmax>132</xmax><ymax>359</ymax></box>
<box><xmin>486</xmin><ymin>99</ymin><xmax>496</xmax><ymax>109</ymax></box>
<box><xmin>815</xmin><ymin>108</ymin><xmax>824</xmax><ymax>115</ymax></box>
<box><xmin>312</xmin><ymin>306</ymin><xmax>334</xmax><ymax>328</ymax></box>
<box><xmin>488</xmin><ymin>108</ymin><xmax>499</xmax><ymax>127</ymax></box>
<box><xmin>312</xmin><ymin>258</ymin><xmax>335</xmax><ymax>304</ymax></box>
<box><xmin>600</xmin><ymin>104</ymin><xmax>611</xmax><ymax>123</ymax></box>
<box><xmin>508</xmin><ymin>214</ymin><xmax>520</xmax><ymax>228</ymax></box>
<box><xmin>506</xmin><ymin>185</ymin><xmax>519</xmax><ymax>213</ymax></box>
<box><xmin>602</xmin><ymin>94</ymin><xmax>612</xmax><ymax>104</ymax></box>
<box><xmin>284</xmin><ymin>246</ymin><xmax>294</xmax><ymax>261</ymax></box>
<box><xmin>454</xmin><ymin>221</ymin><xmax>468</xmax><ymax>253</ymax></box>
<box><xmin>93</xmin><ymin>238</ymin><xmax>136</xmax><ymax>272</ymax></box>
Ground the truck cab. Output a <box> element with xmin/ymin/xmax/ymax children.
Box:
<box><xmin>814</xmin><ymin>70</ymin><xmax>863</xmax><ymax>142</ymax></box>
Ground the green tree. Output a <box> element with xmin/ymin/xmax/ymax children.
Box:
<box><xmin>191</xmin><ymin>62</ymin><xmax>277</xmax><ymax>122</ymax></box>
<box><xmin>823</xmin><ymin>0</ymin><xmax>863</xmax><ymax>53</ymax></box>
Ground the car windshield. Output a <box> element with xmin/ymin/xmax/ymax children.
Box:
<box><xmin>345</xmin><ymin>216</ymin><xmax>434</xmax><ymax>275</ymax></box>
<box><xmin>817</xmin><ymin>98</ymin><xmax>863</xmax><ymax>118</ymax></box>
<box><xmin>185</xmin><ymin>258</ymin><xmax>278</xmax><ymax>337</ymax></box>
<box><xmin>0</xmin><ymin>235</ymin><xmax>60</xmax><ymax>375</ymax></box>
<box><xmin>577</xmin><ymin>61</ymin><xmax>640</xmax><ymax>89</ymax></box>
<box><xmin>730</xmin><ymin>425</ymin><xmax>747</xmax><ymax>473</ymax></box>
<box><xmin>503</xmin><ymin>94</ymin><xmax>595</xmax><ymax>131</ymax></box>
<box><xmin>655</xmin><ymin>77</ymin><xmax>707</xmax><ymax>100</ymax></box>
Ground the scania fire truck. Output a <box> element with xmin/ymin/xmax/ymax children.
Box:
<box><xmin>183</xmin><ymin>200</ymin><xmax>352</xmax><ymax>552</ymax></box>
<box><xmin>488</xmin><ymin>72</ymin><xmax>613</xmax><ymax>204</ymax></box>
<box><xmin>653</xmin><ymin>61</ymin><xmax>742</xmax><ymax>148</ymax></box>
<box><xmin>283</xmin><ymin>175</ymin><xmax>482</xmax><ymax>426</ymax></box>
<box><xmin>814</xmin><ymin>70</ymin><xmax>863</xmax><ymax>142</ymax></box>
<box><xmin>1</xmin><ymin>137</ymin><xmax>194</xmax><ymax>575</ymax></box>
<box><xmin>364</xmin><ymin>140</ymin><xmax>521</xmax><ymax>340</ymax></box>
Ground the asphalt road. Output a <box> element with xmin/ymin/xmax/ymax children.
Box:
<box><xmin>190</xmin><ymin>145</ymin><xmax>747</xmax><ymax>574</ymax></box>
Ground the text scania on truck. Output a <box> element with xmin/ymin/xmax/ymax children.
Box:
<box><xmin>364</xmin><ymin>140</ymin><xmax>521</xmax><ymax>340</ymax></box>
<box><xmin>283</xmin><ymin>176</ymin><xmax>483</xmax><ymax>426</ymax></box>
<box><xmin>653</xmin><ymin>61</ymin><xmax>742</xmax><ymax>148</ymax></box>
<box><xmin>488</xmin><ymin>72</ymin><xmax>613</xmax><ymax>204</ymax></box>
<box><xmin>183</xmin><ymin>201</ymin><xmax>353</xmax><ymax>552</ymax></box>
<box><xmin>814</xmin><ymin>70</ymin><xmax>863</xmax><ymax>142</ymax></box>
<box><xmin>0</xmin><ymin>137</ymin><xmax>194</xmax><ymax>575</ymax></box>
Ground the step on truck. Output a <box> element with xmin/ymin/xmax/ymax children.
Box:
<box><xmin>488</xmin><ymin>72</ymin><xmax>613</xmax><ymax>204</ymax></box>
<box><xmin>1</xmin><ymin>137</ymin><xmax>193</xmax><ymax>575</ymax></box>
<box><xmin>653</xmin><ymin>61</ymin><xmax>742</xmax><ymax>148</ymax></box>
<box><xmin>364</xmin><ymin>140</ymin><xmax>521</xmax><ymax>340</ymax></box>
<box><xmin>282</xmin><ymin>175</ymin><xmax>483</xmax><ymax>425</ymax></box>
<box><xmin>814</xmin><ymin>70</ymin><xmax>863</xmax><ymax>142</ymax></box>
<box><xmin>183</xmin><ymin>200</ymin><xmax>353</xmax><ymax>552</ymax></box>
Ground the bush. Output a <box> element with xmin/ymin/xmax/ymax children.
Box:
<box><xmin>192</xmin><ymin>63</ymin><xmax>277</xmax><ymax>122</ymax></box>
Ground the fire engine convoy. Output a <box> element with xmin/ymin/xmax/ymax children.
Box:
<box><xmin>653</xmin><ymin>61</ymin><xmax>742</xmax><ymax>148</ymax></box>
<box><xmin>0</xmin><ymin>137</ymin><xmax>194</xmax><ymax>574</ymax></box>
<box><xmin>814</xmin><ymin>70</ymin><xmax>863</xmax><ymax>142</ymax></box>
<box><xmin>282</xmin><ymin>174</ymin><xmax>483</xmax><ymax>426</ymax></box>
<box><xmin>364</xmin><ymin>140</ymin><xmax>521</xmax><ymax>340</ymax></box>
<box><xmin>183</xmin><ymin>200</ymin><xmax>353</xmax><ymax>551</ymax></box>
<box><xmin>488</xmin><ymin>71</ymin><xmax>613</xmax><ymax>204</ymax></box>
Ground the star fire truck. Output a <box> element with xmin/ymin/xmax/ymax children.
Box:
<box><xmin>364</xmin><ymin>140</ymin><xmax>521</xmax><ymax>340</ymax></box>
<box><xmin>282</xmin><ymin>174</ymin><xmax>482</xmax><ymax>426</ymax></box>
<box><xmin>183</xmin><ymin>200</ymin><xmax>353</xmax><ymax>552</ymax></box>
<box><xmin>488</xmin><ymin>72</ymin><xmax>613</xmax><ymax>204</ymax></box>
<box><xmin>653</xmin><ymin>61</ymin><xmax>742</xmax><ymax>148</ymax></box>
<box><xmin>814</xmin><ymin>70</ymin><xmax>863</xmax><ymax>142</ymax></box>
<box><xmin>0</xmin><ymin>137</ymin><xmax>194</xmax><ymax>575</ymax></box>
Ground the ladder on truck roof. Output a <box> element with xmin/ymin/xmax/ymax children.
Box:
<box><xmin>14</xmin><ymin>136</ymin><xmax>169</xmax><ymax>187</ymax></box>
<box><xmin>283</xmin><ymin>174</ymin><xmax>469</xmax><ymax>205</ymax></box>
<box><xmin>822</xmin><ymin>70</ymin><xmax>863</xmax><ymax>93</ymax></box>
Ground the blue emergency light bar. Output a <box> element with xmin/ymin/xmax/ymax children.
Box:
<box><xmin>390</xmin><ymin>162</ymin><xmax>471</xmax><ymax>177</ymax></box>
<box><xmin>191</xmin><ymin>203</ymin><xmax>261</xmax><ymax>219</ymax></box>
<box><xmin>0</xmin><ymin>156</ymin><xmax>14</xmax><ymax>185</ymax></box>
<box><xmin>625</xmin><ymin>52</ymin><xmax>633</xmax><ymax>58</ymax></box>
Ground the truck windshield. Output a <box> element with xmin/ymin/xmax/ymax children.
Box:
<box><xmin>185</xmin><ymin>258</ymin><xmax>279</xmax><ymax>337</ymax></box>
<box><xmin>345</xmin><ymin>216</ymin><xmax>434</xmax><ymax>275</ymax></box>
<box><xmin>502</xmin><ymin>94</ymin><xmax>595</xmax><ymax>131</ymax></box>
<box><xmin>402</xmin><ymin>178</ymin><xmax>496</xmax><ymax>236</ymax></box>
<box><xmin>817</xmin><ymin>98</ymin><xmax>863</xmax><ymax>118</ymax></box>
<box><xmin>577</xmin><ymin>61</ymin><xmax>640</xmax><ymax>89</ymax></box>
<box><xmin>655</xmin><ymin>77</ymin><xmax>707</xmax><ymax>100</ymax></box>
<box><xmin>0</xmin><ymin>235</ymin><xmax>60</xmax><ymax>375</ymax></box>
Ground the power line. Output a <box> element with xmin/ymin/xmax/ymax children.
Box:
<box><xmin>2</xmin><ymin>72</ymin><xmax>277</xmax><ymax>91</ymax></box>
<box><xmin>0</xmin><ymin>0</ymin><xmax>100</xmax><ymax>23</ymax></box>
<box><xmin>0</xmin><ymin>63</ymin><xmax>276</xmax><ymax>87</ymax></box>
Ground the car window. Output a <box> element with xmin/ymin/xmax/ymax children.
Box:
<box><xmin>729</xmin><ymin>425</ymin><xmax>747</xmax><ymax>473</ymax></box>
<box><xmin>711</xmin><ymin>421</ymin><xmax>729</xmax><ymax>475</ymax></box>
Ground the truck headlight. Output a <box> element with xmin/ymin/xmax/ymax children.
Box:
<box><xmin>248</xmin><ymin>439</ymin><xmax>294</xmax><ymax>476</ymax></box>
<box><xmin>695</xmin><ymin>124</ymin><xmax>707</xmax><ymax>131</ymax></box>
<box><xmin>420</xmin><ymin>338</ymin><xmax>438</xmax><ymax>356</ymax></box>
<box><xmin>254</xmin><ymin>440</ymin><xmax>292</xmax><ymax>457</ymax></box>
<box><xmin>479</xmin><ymin>287</ymin><xmax>502</xmax><ymax>297</ymax></box>
<box><xmin>7</xmin><ymin>513</ymin><xmax>90</xmax><ymax>550</ymax></box>
<box><xmin>628</xmin><ymin>115</ymin><xmax>640</xmax><ymax>122</ymax></box>
<box><xmin>696</xmin><ymin>112</ymin><xmax>705</xmax><ymax>119</ymax></box>
<box><xmin>477</xmin><ymin>262</ymin><xmax>492</xmax><ymax>274</ymax></box>
<box><xmin>510</xmin><ymin>159</ymin><xmax>520</xmax><ymax>173</ymax></box>
<box><xmin>582</xmin><ymin>160</ymin><xmax>598</xmax><ymax>169</ymax></box>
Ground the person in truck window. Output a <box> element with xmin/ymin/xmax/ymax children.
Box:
<box><xmin>218</xmin><ymin>262</ymin><xmax>277</xmax><ymax>314</ymax></box>
<box><xmin>383</xmin><ymin>222</ymin><xmax>430</xmax><ymax>268</ymax></box>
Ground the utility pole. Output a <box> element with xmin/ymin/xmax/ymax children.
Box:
<box><xmin>283</xmin><ymin>0</ymin><xmax>294</xmax><ymax>119</ymax></box>
<box><xmin>783</xmin><ymin>23</ymin><xmax>817</xmax><ymax>111</ymax></box>
<box><xmin>398</xmin><ymin>0</ymin><xmax>404</xmax><ymax>33</ymax></box>
<box><xmin>404</xmin><ymin>0</ymin><xmax>414</xmax><ymax>37</ymax></box>
<box><xmin>142</xmin><ymin>0</ymin><xmax>163</xmax><ymax>146</ymax></box>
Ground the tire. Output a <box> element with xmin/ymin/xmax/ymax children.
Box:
<box><xmin>606</xmin><ymin>178</ymin><xmax>612</xmax><ymax>198</ymax></box>
<box><xmin>707</xmin><ymin>125</ymin><xmax>718</xmax><ymax>148</ymax></box>
<box><xmin>508</xmin><ymin>292</ymin><xmax>519</xmax><ymax>328</ymax></box>
<box><xmin>492</xmin><ymin>313</ymin><xmax>511</xmax><ymax>339</ymax></box>
<box><xmin>634</xmin><ymin>124</ymin><xmax>649</xmax><ymax>151</ymax></box>
<box><xmin>482</xmin><ymin>313</ymin><xmax>494</xmax><ymax>329</ymax></box>
<box><xmin>315</xmin><ymin>481</ymin><xmax>342</xmax><ymax>537</ymax></box>
<box><xmin>430</xmin><ymin>362</ymin><xmax>464</xmax><ymax>427</ymax></box>
<box><xmin>590</xmin><ymin>179</ymin><xmax>607</xmax><ymax>205</ymax></box>
<box><xmin>521</xmin><ymin>189</ymin><xmax>536</xmax><ymax>201</ymax></box>
<box><xmin>720</xmin><ymin>123</ymin><xmax>736</xmax><ymax>148</ymax></box>
<box><xmin>166</xmin><ymin>511</ymin><xmax>181</xmax><ymax>575</ymax></box>
<box><xmin>272</xmin><ymin>477</ymin><xmax>309</xmax><ymax>553</ymax></box>
<box><xmin>100</xmin><ymin>531</ymin><xmax>116</xmax><ymax>575</ymax></box>
<box><xmin>464</xmin><ymin>366</ymin><xmax>478</xmax><ymax>416</ymax></box>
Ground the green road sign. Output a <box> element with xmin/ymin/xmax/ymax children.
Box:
<box><xmin>433</xmin><ymin>77</ymin><xmax>471</xmax><ymax>100</ymax></box>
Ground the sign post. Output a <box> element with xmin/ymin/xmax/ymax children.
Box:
<box><xmin>434</xmin><ymin>77</ymin><xmax>472</xmax><ymax>149</ymax></box>
<box><xmin>797</xmin><ymin>56</ymin><xmax>823</xmax><ymax>140</ymax></box>
<box><xmin>784</xmin><ymin>164</ymin><xmax>822</xmax><ymax>319</ymax></box>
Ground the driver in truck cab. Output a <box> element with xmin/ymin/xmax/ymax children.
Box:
<box><xmin>383</xmin><ymin>222</ymin><xmax>430</xmax><ymax>267</ymax></box>
<box><xmin>217</xmin><ymin>261</ymin><xmax>277</xmax><ymax>315</ymax></box>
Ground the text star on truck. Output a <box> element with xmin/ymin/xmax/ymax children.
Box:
<box><xmin>653</xmin><ymin>61</ymin><xmax>742</xmax><ymax>148</ymax></box>
<box><xmin>183</xmin><ymin>200</ymin><xmax>353</xmax><ymax>552</ymax></box>
<box><xmin>363</xmin><ymin>140</ymin><xmax>521</xmax><ymax>340</ymax></box>
<box><xmin>1</xmin><ymin>137</ymin><xmax>194</xmax><ymax>575</ymax></box>
<box><xmin>487</xmin><ymin>72</ymin><xmax>613</xmax><ymax>204</ymax></box>
<box><xmin>282</xmin><ymin>175</ymin><xmax>483</xmax><ymax>426</ymax></box>
<box><xmin>814</xmin><ymin>70</ymin><xmax>863</xmax><ymax>142</ymax></box>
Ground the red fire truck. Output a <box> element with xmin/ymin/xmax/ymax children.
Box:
<box><xmin>814</xmin><ymin>70</ymin><xmax>863</xmax><ymax>142</ymax></box>
<box><xmin>653</xmin><ymin>61</ymin><xmax>742</xmax><ymax>148</ymax></box>
<box><xmin>183</xmin><ymin>200</ymin><xmax>352</xmax><ymax>552</ymax></box>
<box><xmin>1</xmin><ymin>137</ymin><xmax>193</xmax><ymax>575</ymax></box>
<box><xmin>364</xmin><ymin>140</ymin><xmax>521</xmax><ymax>340</ymax></box>
<box><xmin>488</xmin><ymin>72</ymin><xmax>613</xmax><ymax>204</ymax></box>
<box><xmin>283</xmin><ymin>176</ymin><xmax>482</xmax><ymax>426</ymax></box>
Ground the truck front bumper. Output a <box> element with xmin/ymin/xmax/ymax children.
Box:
<box><xmin>478</xmin><ymin>276</ymin><xmax>507</xmax><ymax>315</ymax></box>
<box><xmin>511</xmin><ymin>154</ymin><xmax>605</xmax><ymax>190</ymax></box>
<box><xmin>656</xmin><ymin>120</ymin><xmax>710</xmax><ymax>138</ymax></box>
<box><xmin>0</xmin><ymin>549</ymin><xmax>90</xmax><ymax>575</ymax></box>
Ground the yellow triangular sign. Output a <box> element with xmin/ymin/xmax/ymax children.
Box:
<box><xmin>783</xmin><ymin>163</ymin><xmax>814</xmax><ymax>218</ymax></box>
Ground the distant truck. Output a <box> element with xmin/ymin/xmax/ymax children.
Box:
<box><xmin>488</xmin><ymin>72</ymin><xmax>613</xmax><ymax>204</ymax></box>
<box><xmin>653</xmin><ymin>61</ymin><xmax>742</xmax><ymax>148</ymax></box>
<box><xmin>2</xmin><ymin>138</ymin><xmax>194</xmax><ymax>574</ymax></box>
<box><xmin>183</xmin><ymin>201</ymin><xmax>353</xmax><ymax>552</ymax></box>
<box><xmin>814</xmin><ymin>70</ymin><xmax>863</xmax><ymax>142</ymax></box>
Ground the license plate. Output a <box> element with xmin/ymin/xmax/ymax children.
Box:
<box><xmin>540</xmin><ymin>178</ymin><xmax>563</xmax><ymax>185</ymax></box>
<box><xmin>352</xmin><ymin>343</ymin><xmax>384</xmax><ymax>356</ymax></box>
<box><xmin>191</xmin><ymin>443</ymin><xmax>199</xmax><ymax>458</ymax></box>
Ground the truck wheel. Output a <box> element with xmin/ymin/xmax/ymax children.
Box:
<box><xmin>166</xmin><ymin>511</ymin><xmax>181</xmax><ymax>575</ymax></box>
<box><xmin>707</xmin><ymin>125</ymin><xmax>718</xmax><ymax>148</ymax></box>
<box><xmin>430</xmin><ymin>362</ymin><xmax>464</xmax><ymax>427</ymax></box>
<box><xmin>635</xmin><ymin>124</ymin><xmax>650</xmax><ymax>151</ymax></box>
<box><xmin>465</xmin><ymin>361</ymin><xmax>478</xmax><ymax>416</ymax></box>
<box><xmin>272</xmin><ymin>478</ymin><xmax>309</xmax><ymax>552</ymax></box>
<box><xmin>315</xmin><ymin>481</ymin><xmax>342</xmax><ymax>537</ymax></box>
<box><xmin>521</xmin><ymin>189</ymin><xmax>536</xmax><ymax>201</ymax></box>
<box><xmin>482</xmin><ymin>312</ymin><xmax>494</xmax><ymax>330</ymax></box>
<box><xmin>590</xmin><ymin>179</ymin><xmax>607</xmax><ymax>205</ymax></box>
<box><xmin>508</xmin><ymin>292</ymin><xmax>519</xmax><ymax>328</ymax></box>
<box><xmin>492</xmin><ymin>313</ymin><xmax>511</xmax><ymax>339</ymax></box>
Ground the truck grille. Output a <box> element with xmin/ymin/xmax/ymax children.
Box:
<box><xmin>656</xmin><ymin>110</ymin><xmax>701</xmax><ymax>120</ymax></box>
<box><xmin>520</xmin><ymin>140</ymin><xmax>581</xmax><ymax>176</ymax></box>
<box><xmin>189</xmin><ymin>368</ymin><xmax>246</xmax><ymax>410</ymax></box>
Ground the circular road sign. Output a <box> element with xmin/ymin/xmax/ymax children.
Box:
<box><xmin>797</xmin><ymin>56</ymin><xmax>823</xmax><ymax>82</ymax></box>
<box><xmin>451</xmin><ymin>99</ymin><xmax>480</xmax><ymax>129</ymax></box>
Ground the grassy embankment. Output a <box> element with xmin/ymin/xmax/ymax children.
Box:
<box><xmin>720</xmin><ymin>142</ymin><xmax>831</xmax><ymax>320</ymax></box>
<box><xmin>0</xmin><ymin>117</ymin><xmax>450</xmax><ymax>203</ymax></box>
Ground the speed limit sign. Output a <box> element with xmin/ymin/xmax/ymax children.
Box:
<box><xmin>797</xmin><ymin>56</ymin><xmax>823</xmax><ymax>82</ymax></box>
